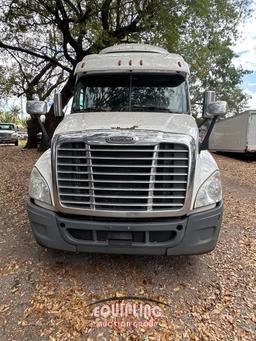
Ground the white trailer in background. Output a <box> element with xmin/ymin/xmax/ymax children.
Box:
<box><xmin>209</xmin><ymin>110</ymin><xmax>256</xmax><ymax>154</ymax></box>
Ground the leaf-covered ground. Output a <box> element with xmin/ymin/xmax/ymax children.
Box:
<box><xmin>0</xmin><ymin>146</ymin><xmax>255</xmax><ymax>341</ymax></box>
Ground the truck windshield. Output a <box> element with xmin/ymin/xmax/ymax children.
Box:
<box><xmin>72</xmin><ymin>73</ymin><xmax>188</xmax><ymax>114</ymax></box>
<box><xmin>0</xmin><ymin>124</ymin><xmax>15</xmax><ymax>130</ymax></box>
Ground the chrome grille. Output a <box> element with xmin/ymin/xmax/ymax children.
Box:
<box><xmin>56</xmin><ymin>140</ymin><xmax>189</xmax><ymax>212</ymax></box>
<box><xmin>0</xmin><ymin>133</ymin><xmax>11</xmax><ymax>138</ymax></box>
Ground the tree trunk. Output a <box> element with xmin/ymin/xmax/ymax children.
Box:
<box><xmin>45</xmin><ymin>74</ymin><xmax>75</xmax><ymax>139</ymax></box>
<box><xmin>25</xmin><ymin>92</ymin><xmax>40</xmax><ymax>149</ymax></box>
<box><xmin>26</xmin><ymin>117</ymin><xmax>39</xmax><ymax>148</ymax></box>
<box><xmin>44</xmin><ymin>107</ymin><xmax>62</xmax><ymax>141</ymax></box>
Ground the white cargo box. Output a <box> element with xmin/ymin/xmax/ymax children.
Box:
<box><xmin>209</xmin><ymin>110</ymin><xmax>256</xmax><ymax>153</ymax></box>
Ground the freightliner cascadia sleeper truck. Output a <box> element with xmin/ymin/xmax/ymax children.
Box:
<box><xmin>26</xmin><ymin>44</ymin><xmax>227</xmax><ymax>255</ymax></box>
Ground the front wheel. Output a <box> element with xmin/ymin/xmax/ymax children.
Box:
<box><xmin>15</xmin><ymin>140</ymin><xmax>18</xmax><ymax>146</ymax></box>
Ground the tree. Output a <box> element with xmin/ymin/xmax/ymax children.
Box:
<box><xmin>9</xmin><ymin>105</ymin><xmax>21</xmax><ymax>118</ymax></box>
<box><xmin>0</xmin><ymin>0</ymin><xmax>251</xmax><ymax>147</ymax></box>
<box><xmin>0</xmin><ymin>111</ymin><xmax>16</xmax><ymax>123</ymax></box>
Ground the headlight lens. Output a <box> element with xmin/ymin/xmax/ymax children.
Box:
<box><xmin>29</xmin><ymin>168</ymin><xmax>51</xmax><ymax>204</ymax></box>
<box><xmin>194</xmin><ymin>171</ymin><xmax>222</xmax><ymax>208</ymax></box>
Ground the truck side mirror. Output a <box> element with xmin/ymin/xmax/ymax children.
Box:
<box><xmin>206</xmin><ymin>101</ymin><xmax>228</xmax><ymax>117</ymax></box>
<box><xmin>200</xmin><ymin>91</ymin><xmax>228</xmax><ymax>151</ymax></box>
<box><xmin>26</xmin><ymin>100</ymin><xmax>48</xmax><ymax>116</ymax></box>
<box><xmin>26</xmin><ymin>100</ymin><xmax>50</xmax><ymax>148</ymax></box>
<box><xmin>202</xmin><ymin>90</ymin><xmax>216</xmax><ymax>118</ymax></box>
<box><xmin>202</xmin><ymin>90</ymin><xmax>228</xmax><ymax>118</ymax></box>
<box><xmin>54</xmin><ymin>93</ymin><xmax>64</xmax><ymax>117</ymax></box>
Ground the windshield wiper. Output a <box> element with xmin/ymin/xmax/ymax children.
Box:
<box><xmin>77</xmin><ymin>107</ymin><xmax>109</xmax><ymax>112</ymax></box>
<box><xmin>131</xmin><ymin>105</ymin><xmax>175</xmax><ymax>113</ymax></box>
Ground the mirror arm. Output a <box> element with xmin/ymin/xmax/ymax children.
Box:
<box><xmin>200</xmin><ymin>116</ymin><xmax>218</xmax><ymax>151</ymax></box>
<box><xmin>35</xmin><ymin>115</ymin><xmax>51</xmax><ymax>149</ymax></box>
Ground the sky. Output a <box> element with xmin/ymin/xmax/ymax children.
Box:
<box><xmin>233</xmin><ymin>0</ymin><xmax>256</xmax><ymax>109</ymax></box>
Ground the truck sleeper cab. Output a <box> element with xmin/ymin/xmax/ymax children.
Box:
<box><xmin>27</xmin><ymin>44</ymin><xmax>224</xmax><ymax>255</ymax></box>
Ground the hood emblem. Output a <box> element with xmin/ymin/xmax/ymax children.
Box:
<box><xmin>106</xmin><ymin>136</ymin><xmax>136</xmax><ymax>144</ymax></box>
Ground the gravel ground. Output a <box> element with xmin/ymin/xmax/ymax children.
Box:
<box><xmin>0</xmin><ymin>146</ymin><xmax>255</xmax><ymax>341</ymax></box>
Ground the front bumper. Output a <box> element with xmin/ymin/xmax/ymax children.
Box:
<box><xmin>27</xmin><ymin>200</ymin><xmax>223</xmax><ymax>255</ymax></box>
<box><xmin>0</xmin><ymin>137</ymin><xmax>17</xmax><ymax>143</ymax></box>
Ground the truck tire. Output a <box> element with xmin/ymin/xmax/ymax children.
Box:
<box><xmin>15</xmin><ymin>140</ymin><xmax>18</xmax><ymax>146</ymax></box>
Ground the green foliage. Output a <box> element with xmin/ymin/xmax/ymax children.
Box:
<box><xmin>16</xmin><ymin>117</ymin><xmax>28</xmax><ymax>128</ymax></box>
<box><xmin>0</xmin><ymin>107</ymin><xmax>27</xmax><ymax>127</ymax></box>
<box><xmin>159</xmin><ymin>0</ymin><xmax>251</xmax><ymax>114</ymax></box>
<box><xmin>0</xmin><ymin>0</ymin><xmax>251</xmax><ymax>118</ymax></box>
<box><xmin>9</xmin><ymin>105</ymin><xmax>21</xmax><ymax>118</ymax></box>
<box><xmin>0</xmin><ymin>111</ymin><xmax>16</xmax><ymax>123</ymax></box>
<box><xmin>18</xmin><ymin>139</ymin><xmax>27</xmax><ymax>148</ymax></box>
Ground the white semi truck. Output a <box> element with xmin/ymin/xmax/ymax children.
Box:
<box><xmin>209</xmin><ymin>110</ymin><xmax>256</xmax><ymax>155</ymax></box>
<box><xmin>26</xmin><ymin>44</ymin><xmax>227</xmax><ymax>255</ymax></box>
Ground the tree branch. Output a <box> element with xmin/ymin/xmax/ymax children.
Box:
<box><xmin>0</xmin><ymin>41</ymin><xmax>72</xmax><ymax>73</ymax></box>
<box><xmin>29</xmin><ymin>62</ymin><xmax>55</xmax><ymax>88</ymax></box>
<box><xmin>54</xmin><ymin>0</ymin><xmax>84</xmax><ymax>58</ymax></box>
<box><xmin>41</xmin><ymin>77</ymin><xmax>66</xmax><ymax>100</ymax></box>
<box><xmin>101</xmin><ymin>0</ymin><xmax>113</xmax><ymax>31</ymax></box>
<box><xmin>7</xmin><ymin>50</ymin><xmax>30</xmax><ymax>84</ymax></box>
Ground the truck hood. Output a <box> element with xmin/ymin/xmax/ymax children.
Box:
<box><xmin>54</xmin><ymin>112</ymin><xmax>198</xmax><ymax>140</ymax></box>
<box><xmin>0</xmin><ymin>130</ymin><xmax>15</xmax><ymax>134</ymax></box>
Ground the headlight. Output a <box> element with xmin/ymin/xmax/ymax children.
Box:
<box><xmin>194</xmin><ymin>171</ymin><xmax>222</xmax><ymax>208</ymax></box>
<box><xmin>11</xmin><ymin>132</ymin><xmax>18</xmax><ymax>137</ymax></box>
<box><xmin>29</xmin><ymin>168</ymin><xmax>51</xmax><ymax>205</ymax></box>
